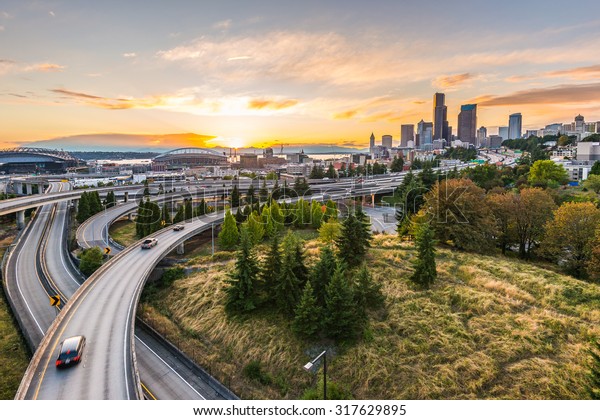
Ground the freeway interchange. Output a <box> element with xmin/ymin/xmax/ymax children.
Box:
<box><xmin>1</xmin><ymin>165</ymin><xmax>474</xmax><ymax>399</ymax></box>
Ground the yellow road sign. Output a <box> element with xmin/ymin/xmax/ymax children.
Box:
<box><xmin>50</xmin><ymin>295</ymin><xmax>60</xmax><ymax>307</ymax></box>
<box><xmin>104</xmin><ymin>247</ymin><xmax>111</xmax><ymax>255</ymax></box>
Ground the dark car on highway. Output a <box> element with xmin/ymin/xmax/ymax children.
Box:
<box><xmin>56</xmin><ymin>335</ymin><xmax>86</xmax><ymax>368</ymax></box>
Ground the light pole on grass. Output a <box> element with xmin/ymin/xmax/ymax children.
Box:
<box><xmin>303</xmin><ymin>350</ymin><xmax>327</xmax><ymax>400</ymax></box>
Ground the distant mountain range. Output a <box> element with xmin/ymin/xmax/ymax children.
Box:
<box><xmin>21</xmin><ymin>133</ymin><xmax>365</xmax><ymax>154</ymax></box>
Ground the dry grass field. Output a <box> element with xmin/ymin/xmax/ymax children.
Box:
<box><xmin>138</xmin><ymin>233</ymin><xmax>600</xmax><ymax>399</ymax></box>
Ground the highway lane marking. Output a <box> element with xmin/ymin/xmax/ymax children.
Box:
<box><xmin>141</xmin><ymin>382</ymin><xmax>157</xmax><ymax>400</ymax></box>
<box><xmin>136</xmin><ymin>337</ymin><xmax>206</xmax><ymax>400</ymax></box>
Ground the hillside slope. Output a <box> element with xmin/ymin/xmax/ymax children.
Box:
<box><xmin>138</xmin><ymin>234</ymin><xmax>600</xmax><ymax>399</ymax></box>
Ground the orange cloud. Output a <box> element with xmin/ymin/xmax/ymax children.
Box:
<box><xmin>25</xmin><ymin>63</ymin><xmax>65</xmax><ymax>72</ymax></box>
<box><xmin>333</xmin><ymin>109</ymin><xmax>359</xmax><ymax>119</ymax></box>
<box><xmin>545</xmin><ymin>64</ymin><xmax>600</xmax><ymax>80</ymax></box>
<box><xmin>432</xmin><ymin>72</ymin><xmax>474</xmax><ymax>89</ymax></box>
<box><xmin>247</xmin><ymin>98</ymin><xmax>298</xmax><ymax>110</ymax></box>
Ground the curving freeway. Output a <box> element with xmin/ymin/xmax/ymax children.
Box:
<box><xmin>13</xmin><ymin>163</ymin><xmax>475</xmax><ymax>400</ymax></box>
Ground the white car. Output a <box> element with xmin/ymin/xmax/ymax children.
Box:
<box><xmin>141</xmin><ymin>238</ymin><xmax>158</xmax><ymax>249</ymax></box>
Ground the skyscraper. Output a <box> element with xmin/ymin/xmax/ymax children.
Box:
<box><xmin>499</xmin><ymin>126</ymin><xmax>509</xmax><ymax>140</ymax></box>
<box><xmin>433</xmin><ymin>92</ymin><xmax>449</xmax><ymax>140</ymax></box>
<box><xmin>400</xmin><ymin>124</ymin><xmax>414</xmax><ymax>147</ymax></box>
<box><xmin>369</xmin><ymin>132</ymin><xmax>375</xmax><ymax>157</ymax></box>
<box><xmin>508</xmin><ymin>113</ymin><xmax>522</xmax><ymax>139</ymax></box>
<box><xmin>382</xmin><ymin>135</ymin><xmax>393</xmax><ymax>149</ymax></box>
<box><xmin>574</xmin><ymin>114</ymin><xmax>585</xmax><ymax>133</ymax></box>
<box><xmin>417</xmin><ymin>120</ymin><xmax>433</xmax><ymax>150</ymax></box>
<box><xmin>477</xmin><ymin>126</ymin><xmax>487</xmax><ymax>147</ymax></box>
<box><xmin>457</xmin><ymin>104</ymin><xmax>477</xmax><ymax>146</ymax></box>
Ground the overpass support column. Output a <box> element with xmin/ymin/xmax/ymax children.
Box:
<box><xmin>176</xmin><ymin>241</ymin><xmax>185</xmax><ymax>255</ymax></box>
<box><xmin>124</xmin><ymin>191</ymin><xmax>128</xmax><ymax>203</ymax></box>
<box><xmin>26</xmin><ymin>183</ymin><xmax>33</xmax><ymax>195</ymax></box>
<box><xmin>16</xmin><ymin>210</ymin><xmax>25</xmax><ymax>230</ymax></box>
<box><xmin>72</xmin><ymin>199</ymin><xmax>78</xmax><ymax>212</ymax></box>
<box><xmin>128</xmin><ymin>212</ymin><xmax>134</xmax><ymax>221</ymax></box>
<box><xmin>371</xmin><ymin>194</ymin><xmax>375</xmax><ymax>206</ymax></box>
<box><xmin>13</xmin><ymin>182</ymin><xmax>22</xmax><ymax>195</ymax></box>
<box><xmin>38</xmin><ymin>183</ymin><xmax>44</xmax><ymax>194</ymax></box>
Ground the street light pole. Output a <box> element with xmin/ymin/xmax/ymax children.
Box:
<box><xmin>303</xmin><ymin>350</ymin><xmax>327</xmax><ymax>400</ymax></box>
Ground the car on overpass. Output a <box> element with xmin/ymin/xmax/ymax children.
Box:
<box><xmin>56</xmin><ymin>336</ymin><xmax>86</xmax><ymax>368</ymax></box>
<box><xmin>141</xmin><ymin>238</ymin><xmax>158</xmax><ymax>249</ymax></box>
<box><xmin>173</xmin><ymin>224</ymin><xmax>185</xmax><ymax>231</ymax></box>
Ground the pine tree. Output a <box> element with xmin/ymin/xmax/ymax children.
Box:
<box><xmin>194</xmin><ymin>198</ymin><xmax>207</xmax><ymax>217</ymax></box>
<box><xmin>172</xmin><ymin>204</ymin><xmax>184</xmax><ymax>223</ymax></box>
<box><xmin>294</xmin><ymin>198</ymin><xmax>311</xmax><ymax>227</ymax></box>
<box><xmin>224</xmin><ymin>227</ymin><xmax>259</xmax><ymax>314</ymax></box>
<box><xmin>184</xmin><ymin>199</ymin><xmax>193</xmax><ymax>220</ymax></box>
<box><xmin>275</xmin><ymin>232</ymin><xmax>303</xmax><ymax>314</ymax></box>
<box><xmin>261</xmin><ymin>234</ymin><xmax>281</xmax><ymax>302</ymax></box>
<box><xmin>354</xmin><ymin>264</ymin><xmax>384</xmax><ymax>322</ymax></box>
<box><xmin>76</xmin><ymin>191</ymin><xmax>90</xmax><ymax>223</ymax></box>
<box><xmin>311</xmin><ymin>200</ymin><xmax>323</xmax><ymax>229</ymax></box>
<box><xmin>588</xmin><ymin>340</ymin><xmax>600</xmax><ymax>399</ymax></box>
<box><xmin>246</xmin><ymin>184</ymin><xmax>257</xmax><ymax>205</ymax></box>
<box><xmin>143</xmin><ymin>179</ymin><xmax>150</xmax><ymax>197</ymax></box>
<box><xmin>230</xmin><ymin>185</ymin><xmax>241</xmax><ymax>208</ymax></box>
<box><xmin>244</xmin><ymin>211</ymin><xmax>264</xmax><ymax>245</ymax></box>
<box><xmin>218</xmin><ymin>209</ymin><xmax>239</xmax><ymax>250</ymax></box>
<box><xmin>259</xmin><ymin>179</ymin><xmax>269</xmax><ymax>203</ymax></box>
<box><xmin>327</xmin><ymin>163</ymin><xmax>336</xmax><ymax>179</ymax></box>
<box><xmin>271</xmin><ymin>180</ymin><xmax>280</xmax><ymax>200</ymax></box>
<box><xmin>104</xmin><ymin>191</ymin><xmax>116</xmax><ymax>208</ymax></box>
<box><xmin>324</xmin><ymin>262</ymin><xmax>357</xmax><ymax>340</ymax></box>
<box><xmin>310</xmin><ymin>246</ymin><xmax>337</xmax><ymax>307</ymax></box>
<box><xmin>235</xmin><ymin>206</ymin><xmax>246</xmax><ymax>224</ymax></box>
<box><xmin>410</xmin><ymin>223</ymin><xmax>437</xmax><ymax>289</ymax></box>
<box><xmin>292</xmin><ymin>281</ymin><xmax>321</xmax><ymax>338</ymax></box>
<box><xmin>355</xmin><ymin>205</ymin><xmax>373</xmax><ymax>247</ymax></box>
<box><xmin>270</xmin><ymin>201</ymin><xmax>284</xmax><ymax>232</ymax></box>
<box><xmin>336</xmin><ymin>208</ymin><xmax>371</xmax><ymax>268</ymax></box>
<box><xmin>149</xmin><ymin>201</ymin><xmax>162</xmax><ymax>233</ymax></box>
<box><xmin>324</xmin><ymin>199</ymin><xmax>338</xmax><ymax>221</ymax></box>
<box><xmin>89</xmin><ymin>191</ymin><xmax>103</xmax><ymax>215</ymax></box>
<box><xmin>261</xmin><ymin>205</ymin><xmax>277</xmax><ymax>238</ymax></box>
<box><xmin>161</xmin><ymin>203</ymin><xmax>172</xmax><ymax>225</ymax></box>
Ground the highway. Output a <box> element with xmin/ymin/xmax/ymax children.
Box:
<box><xmin>15</xmin><ymin>163</ymin><xmax>475</xmax><ymax>400</ymax></box>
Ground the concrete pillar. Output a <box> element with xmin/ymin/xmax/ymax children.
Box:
<box><xmin>16</xmin><ymin>210</ymin><xmax>25</xmax><ymax>230</ymax></box>
<box><xmin>124</xmin><ymin>191</ymin><xmax>129</xmax><ymax>203</ymax></box>
<box><xmin>72</xmin><ymin>199</ymin><xmax>78</xmax><ymax>212</ymax></box>
<box><xmin>371</xmin><ymin>194</ymin><xmax>375</xmax><ymax>206</ymax></box>
<box><xmin>13</xmin><ymin>182</ymin><xmax>22</xmax><ymax>195</ymax></box>
<box><xmin>176</xmin><ymin>241</ymin><xmax>185</xmax><ymax>255</ymax></box>
<box><xmin>128</xmin><ymin>212</ymin><xmax>134</xmax><ymax>221</ymax></box>
<box><xmin>26</xmin><ymin>183</ymin><xmax>33</xmax><ymax>195</ymax></box>
<box><xmin>38</xmin><ymin>184</ymin><xmax>44</xmax><ymax>194</ymax></box>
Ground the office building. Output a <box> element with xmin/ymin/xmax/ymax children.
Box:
<box><xmin>477</xmin><ymin>126</ymin><xmax>487</xmax><ymax>146</ymax></box>
<box><xmin>508</xmin><ymin>113</ymin><xmax>522</xmax><ymax>139</ymax></box>
<box><xmin>240</xmin><ymin>153</ymin><xmax>259</xmax><ymax>169</ymax></box>
<box><xmin>499</xmin><ymin>126</ymin><xmax>509</xmax><ymax>140</ymax></box>
<box><xmin>488</xmin><ymin>135</ymin><xmax>503</xmax><ymax>149</ymax></box>
<box><xmin>417</xmin><ymin>120</ymin><xmax>433</xmax><ymax>150</ymax></box>
<box><xmin>400</xmin><ymin>124</ymin><xmax>414</xmax><ymax>147</ymax></box>
<box><xmin>457</xmin><ymin>104</ymin><xmax>477</xmax><ymax>146</ymax></box>
<box><xmin>369</xmin><ymin>132</ymin><xmax>375</xmax><ymax>157</ymax></box>
<box><xmin>577</xmin><ymin>142</ymin><xmax>600</xmax><ymax>161</ymax></box>
<box><xmin>433</xmin><ymin>92</ymin><xmax>449</xmax><ymax>140</ymax></box>
<box><xmin>575</xmin><ymin>114</ymin><xmax>585</xmax><ymax>133</ymax></box>
<box><xmin>382</xmin><ymin>134</ymin><xmax>393</xmax><ymax>149</ymax></box>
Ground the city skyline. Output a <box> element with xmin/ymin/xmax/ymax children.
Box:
<box><xmin>3</xmin><ymin>1</ymin><xmax>600</xmax><ymax>150</ymax></box>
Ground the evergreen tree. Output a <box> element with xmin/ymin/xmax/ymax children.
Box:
<box><xmin>294</xmin><ymin>198</ymin><xmax>311</xmax><ymax>227</ymax></box>
<box><xmin>336</xmin><ymin>207</ymin><xmax>372</xmax><ymax>268</ymax></box>
<box><xmin>224</xmin><ymin>227</ymin><xmax>260</xmax><ymax>314</ymax></box>
<box><xmin>390</xmin><ymin>156</ymin><xmax>404</xmax><ymax>173</ymax></box>
<box><xmin>172</xmin><ymin>204</ymin><xmax>184</xmax><ymax>223</ymax></box>
<box><xmin>149</xmin><ymin>201</ymin><xmax>162</xmax><ymax>233</ymax></box>
<box><xmin>194</xmin><ymin>198</ymin><xmax>207</xmax><ymax>217</ymax></box>
<box><xmin>79</xmin><ymin>246</ymin><xmax>104</xmax><ymax>276</ymax></box>
<box><xmin>218</xmin><ymin>209</ymin><xmax>239</xmax><ymax>250</ymax></box>
<box><xmin>104</xmin><ymin>191</ymin><xmax>116</xmax><ymax>208</ymax></box>
<box><xmin>271</xmin><ymin>180</ymin><xmax>281</xmax><ymax>200</ymax></box>
<box><xmin>244</xmin><ymin>211</ymin><xmax>264</xmax><ymax>245</ymax></box>
<box><xmin>143</xmin><ymin>179</ymin><xmax>150</xmax><ymax>197</ymax></box>
<box><xmin>318</xmin><ymin>218</ymin><xmax>341</xmax><ymax>244</ymax></box>
<box><xmin>275</xmin><ymin>232</ymin><xmax>303</xmax><ymax>314</ymax></box>
<box><xmin>292</xmin><ymin>281</ymin><xmax>321</xmax><ymax>338</ymax></box>
<box><xmin>89</xmin><ymin>191</ymin><xmax>103</xmax><ymax>215</ymax></box>
<box><xmin>410</xmin><ymin>223</ymin><xmax>437</xmax><ymax>289</ymax></box>
<box><xmin>324</xmin><ymin>262</ymin><xmax>357</xmax><ymax>340</ymax></box>
<box><xmin>235</xmin><ymin>206</ymin><xmax>246</xmax><ymax>224</ymax></box>
<box><xmin>310</xmin><ymin>246</ymin><xmax>337</xmax><ymax>307</ymax></box>
<box><xmin>418</xmin><ymin>163</ymin><xmax>437</xmax><ymax>192</ymax></box>
<box><xmin>76</xmin><ymin>191</ymin><xmax>90</xmax><ymax>223</ymax></box>
<box><xmin>324</xmin><ymin>199</ymin><xmax>338</xmax><ymax>221</ymax></box>
<box><xmin>184</xmin><ymin>199</ymin><xmax>193</xmax><ymax>220</ymax></box>
<box><xmin>261</xmin><ymin>234</ymin><xmax>281</xmax><ymax>302</ymax></box>
<box><xmin>230</xmin><ymin>185</ymin><xmax>241</xmax><ymax>208</ymax></box>
<box><xmin>354</xmin><ymin>264</ymin><xmax>384</xmax><ymax>322</ymax></box>
<box><xmin>591</xmin><ymin>161</ymin><xmax>600</xmax><ymax>176</ymax></box>
<box><xmin>261</xmin><ymin>205</ymin><xmax>277</xmax><ymax>238</ymax></box>
<box><xmin>161</xmin><ymin>203</ymin><xmax>172</xmax><ymax>225</ymax></box>
<box><xmin>270</xmin><ymin>201</ymin><xmax>284</xmax><ymax>232</ymax></box>
<box><xmin>246</xmin><ymin>184</ymin><xmax>257</xmax><ymax>205</ymax></box>
<box><xmin>259</xmin><ymin>179</ymin><xmax>269</xmax><ymax>203</ymax></box>
<box><xmin>355</xmin><ymin>205</ymin><xmax>373</xmax><ymax>247</ymax></box>
<box><xmin>588</xmin><ymin>340</ymin><xmax>600</xmax><ymax>399</ymax></box>
<box><xmin>310</xmin><ymin>200</ymin><xmax>323</xmax><ymax>229</ymax></box>
<box><xmin>327</xmin><ymin>163</ymin><xmax>336</xmax><ymax>179</ymax></box>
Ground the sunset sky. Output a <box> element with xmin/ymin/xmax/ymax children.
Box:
<box><xmin>2</xmin><ymin>0</ymin><xmax>600</xmax><ymax>150</ymax></box>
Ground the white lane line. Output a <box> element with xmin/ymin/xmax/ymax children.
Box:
<box><xmin>135</xmin><ymin>337</ymin><xmax>206</xmax><ymax>399</ymax></box>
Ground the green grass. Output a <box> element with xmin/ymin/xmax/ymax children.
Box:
<box><xmin>0</xmin><ymin>228</ymin><xmax>30</xmax><ymax>399</ymax></box>
<box><xmin>138</xmin><ymin>233</ymin><xmax>600</xmax><ymax>400</ymax></box>
<box><xmin>109</xmin><ymin>220</ymin><xmax>137</xmax><ymax>247</ymax></box>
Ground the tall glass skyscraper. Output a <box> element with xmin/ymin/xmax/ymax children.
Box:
<box><xmin>457</xmin><ymin>104</ymin><xmax>477</xmax><ymax>145</ymax></box>
<box><xmin>433</xmin><ymin>92</ymin><xmax>449</xmax><ymax>141</ymax></box>
<box><xmin>508</xmin><ymin>113</ymin><xmax>522</xmax><ymax>139</ymax></box>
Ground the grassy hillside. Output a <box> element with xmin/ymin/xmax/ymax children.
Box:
<box><xmin>138</xmin><ymin>234</ymin><xmax>600</xmax><ymax>399</ymax></box>
<box><xmin>0</xmin><ymin>226</ymin><xmax>30</xmax><ymax>399</ymax></box>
